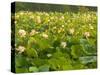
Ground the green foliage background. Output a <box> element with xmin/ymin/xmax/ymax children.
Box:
<box><xmin>11</xmin><ymin>2</ymin><xmax>97</xmax><ymax>73</ymax></box>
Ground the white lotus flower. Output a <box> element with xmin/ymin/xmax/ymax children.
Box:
<box><xmin>84</xmin><ymin>32</ymin><xmax>90</xmax><ymax>38</ymax></box>
<box><xmin>62</xmin><ymin>25</ymin><xmax>64</xmax><ymax>28</ymax></box>
<box><xmin>69</xmin><ymin>28</ymin><xmax>74</xmax><ymax>34</ymax></box>
<box><xmin>42</xmin><ymin>33</ymin><xmax>48</xmax><ymax>39</ymax></box>
<box><xmin>30</xmin><ymin>29</ymin><xmax>38</xmax><ymax>36</ymax></box>
<box><xmin>45</xmin><ymin>13</ymin><xmax>49</xmax><ymax>16</ymax></box>
<box><xmin>61</xmin><ymin>16</ymin><xmax>64</xmax><ymax>19</ymax></box>
<box><xmin>47</xmin><ymin>54</ymin><xmax>52</xmax><ymax>57</ymax></box>
<box><xmin>61</xmin><ymin>42</ymin><xmax>67</xmax><ymax>48</ymax></box>
<box><xmin>16</xmin><ymin>46</ymin><xmax>25</xmax><ymax>53</ymax></box>
<box><xmin>14</xmin><ymin>21</ymin><xmax>17</xmax><ymax>24</ymax></box>
<box><xmin>18</xmin><ymin>29</ymin><xmax>26</xmax><ymax>37</ymax></box>
<box><xmin>36</xmin><ymin>16</ymin><xmax>41</xmax><ymax>24</ymax></box>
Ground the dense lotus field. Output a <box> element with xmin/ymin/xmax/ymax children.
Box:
<box><xmin>12</xmin><ymin>10</ymin><xmax>97</xmax><ymax>73</ymax></box>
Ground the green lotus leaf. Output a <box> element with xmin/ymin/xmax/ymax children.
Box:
<box><xmin>29</xmin><ymin>66</ymin><xmax>39</xmax><ymax>72</ymax></box>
